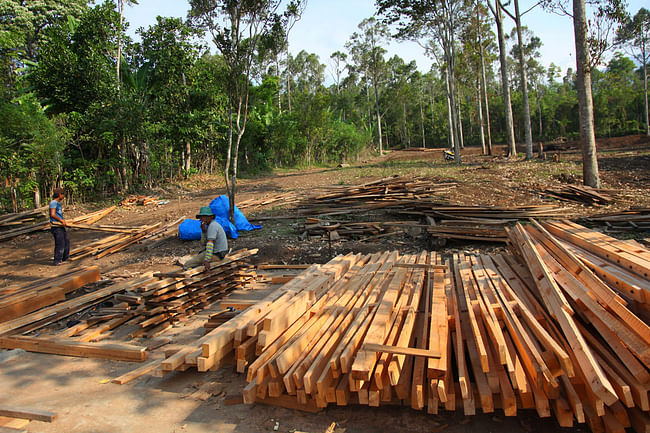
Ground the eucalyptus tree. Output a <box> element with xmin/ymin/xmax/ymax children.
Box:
<box><xmin>376</xmin><ymin>0</ymin><xmax>471</xmax><ymax>163</ymax></box>
<box><xmin>346</xmin><ymin>17</ymin><xmax>391</xmax><ymax>155</ymax></box>
<box><xmin>508</xmin><ymin>26</ymin><xmax>544</xmax><ymax>141</ymax></box>
<box><xmin>498</xmin><ymin>0</ymin><xmax>538</xmax><ymax>159</ymax></box>
<box><xmin>459</xmin><ymin>2</ymin><xmax>495</xmax><ymax>154</ymax></box>
<box><xmin>189</xmin><ymin>0</ymin><xmax>304</xmax><ymax>222</ymax></box>
<box><xmin>543</xmin><ymin>0</ymin><xmax>627</xmax><ymax>188</ymax></box>
<box><xmin>616</xmin><ymin>8</ymin><xmax>650</xmax><ymax>136</ymax></box>
<box><xmin>485</xmin><ymin>0</ymin><xmax>517</xmax><ymax>158</ymax></box>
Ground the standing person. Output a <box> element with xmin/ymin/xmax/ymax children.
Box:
<box><xmin>49</xmin><ymin>188</ymin><xmax>69</xmax><ymax>266</ymax></box>
<box><xmin>182</xmin><ymin>206</ymin><xmax>229</xmax><ymax>270</ymax></box>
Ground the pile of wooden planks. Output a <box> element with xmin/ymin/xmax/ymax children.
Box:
<box><xmin>134</xmin><ymin>221</ymin><xmax>650</xmax><ymax>431</ymax></box>
<box><xmin>120</xmin><ymin>195</ymin><xmax>160</xmax><ymax>207</ymax></box>
<box><xmin>0</xmin><ymin>405</ymin><xmax>57</xmax><ymax>432</ymax></box>
<box><xmin>69</xmin><ymin>216</ymin><xmax>184</xmax><ymax>260</ymax></box>
<box><xmin>296</xmin><ymin>176</ymin><xmax>458</xmax><ymax>216</ymax></box>
<box><xmin>504</xmin><ymin>220</ymin><xmax>650</xmax><ymax>432</ymax></box>
<box><xmin>54</xmin><ymin>249</ymin><xmax>258</xmax><ymax>341</ymax></box>
<box><xmin>400</xmin><ymin>203</ymin><xmax>565</xmax><ymax>221</ymax></box>
<box><xmin>304</xmin><ymin>218</ymin><xmax>395</xmax><ymax>241</ymax></box>
<box><xmin>542</xmin><ymin>185</ymin><xmax>615</xmax><ymax>206</ymax></box>
<box><xmin>0</xmin><ymin>206</ymin><xmax>116</xmax><ymax>242</ymax></box>
<box><xmin>237</xmin><ymin>192</ymin><xmax>300</xmax><ymax>212</ymax></box>
<box><xmin>585</xmin><ymin>207</ymin><xmax>650</xmax><ymax>232</ymax></box>
<box><xmin>0</xmin><ymin>267</ymin><xmax>101</xmax><ymax>323</ymax></box>
<box><xmin>0</xmin><ymin>206</ymin><xmax>48</xmax><ymax>231</ymax></box>
<box><xmin>426</xmin><ymin>222</ymin><xmax>508</xmax><ymax>243</ymax></box>
<box><xmin>0</xmin><ymin>250</ymin><xmax>257</xmax><ymax>360</ymax></box>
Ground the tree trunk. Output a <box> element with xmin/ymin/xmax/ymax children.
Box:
<box><xmin>445</xmin><ymin>70</ymin><xmax>456</xmax><ymax>154</ymax></box>
<box><xmin>457</xmin><ymin>101</ymin><xmax>465</xmax><ymax>149</ymax></box>
<box><xmin>276</xmin><ymin>56</ymin><xmax>282</xmax><ymax>113</ymax></box>
<box><xmin>573</xmin><ymin>0</ymin><xmax>600</xmax><ymax>187</ymax></box>
<box><xmin>477</xmin><ymin>80</ymin><xmax>487</xmax><ymax>154</ymax></box>
<box><xmin>514</xmin><ymin>0</ymin><xmax>533</xmax><ymax>159</ymax></box>
<box><xmin>10</xmin><ymin>177</ymin><xmax>17</xmax><ymax>213</ymax></box>
<box><xmin>120</xmin><ymin>137</ymin><xmax>128</xmax><ymax>191</ymax></box>
<box><xmin>33</xmin><ymin>171</ymin><xmax>40</xmax><ymax>208</ymax></box>
<box><xmin>643</xmin><ymin>35</ymin><xmax>649</xmax><ymax>136</ymax></box>
<box><xmin>535</xmin><ymin>81</ymin><xmax>543</xmax><ymax>138</ymax></box>
<box><xmin>286</xmin><ymin>49</ymin><xmax>292</xmax><ymax>114</ymax></box>
<box><xmin>479</xmin><ymin>27</ymin><xmax>493</xmax><ymax>155</ymax></box>
<box><xmin>184</xmin><ymin>140</ymin><xmax>191</xmax><ymax>176</ymax></box>
<box><xmin>374</xmin><ymin>83</ymin><xmax>383</xmax><ymax>155</ymax></box>
<box><xmin>494</xmin><ymin>0</ymin><xmax>517</xmax><ymax>158</ymax></box>
<box><xmin>420</xmin><ymin>98</ymin><xmax>426</xmax><ymax>148</ymax></box>
<box><xmin>116</xmin><ymin>0</ymin><xmax>123</xmax><ymax>92</ymax></box>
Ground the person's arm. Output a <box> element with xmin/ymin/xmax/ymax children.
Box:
<box><xmin>50</xmin><ymin>206</ymin><xmax>67</xmax><ymax>226</ymax></box>
<box><xmin>203</xmin><ymin>240</ymin><xmax>214</xmax><ymax>270</ymax></box>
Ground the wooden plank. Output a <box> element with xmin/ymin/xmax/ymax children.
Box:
<box><xmin>544</xmin><ymin>220</ymin><xmax>650</xmax><ymax>280</ymax></box>
<box><xmin>0</xmin><ymin>336</ymin><xmax>146</xmax><ymax>362</ymax></box>
<box><xmin>361</xmin><ymin>343</ymin><xmax>439</xmax><ymax>359</ymax></box>
<box><xmin>112</xmin><ymin>357</ymin><xmax>164</xmax><ymax>384</ymax></box>
<box><xmin>0</xmin><ymin>406</ymin><xmax>56</xmax><ymax>422</ymax></box>
<box><xmin>511</xmin><ymin>223</ymin><xmax>618</xmax><ymax>405</ymax></box>
<box><xmin>0</xmin><ymin>275</ymin><xmax>154</xmax><ymax>336</ymax></box>
<box><xmin>427</xmin><ymin>265</ymin><xmax>448</xmax><ymax>379</ymax></box>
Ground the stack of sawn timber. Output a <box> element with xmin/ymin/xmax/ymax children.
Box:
<box><xmin>142</xmin><ymin>222</ymin><xmax>650</xmax><ymax>432</ymax></box>
<box><xmin>543</xmin><ymin>185</ymin><xmax>615</xmax><ymax>206</ymax></box>
<box><xmin>296</xmin><ymin>175</ymin><xmax>459</xmax><ymax>216</ymax></box>
<box><xmin>0</xmin><ymin>206</ymin><xmax>48</xmax><ymax>231</ymax></box>
<box><xmin>0</xmin><ymin>206</ymin><xmax>116</xmax><ymax>242</ymax></box>
<box><xmin>237</xmin><ymin>192</ymin><xmax>300</xmax><ymax>212</ymax></box>
<box><xmin>56</xmin><ymin>248</ymin><xmax>258</xmax><ymax>341</ymax></box>
<box><xmin>585</xmin><ymin>207</ymin><xmax>650</xmax><ymax>232</ymax></box>
<box><xmin>0</xmin><ymin>250</ymin><xmax>257</xmax><ymax>361</ymax></box>
<box><xmin>0</xmin><ymin>267</ymin><xmax>101</xmax><ymax>323</ymax></box>
<box><xmin>68</xmin><ymin>216</ymin><xmax>185</xmax><ymax>260</ymax></box>
<box><xmin>119</xmin><ymin>195</ymin><xmax>159</xmax><ymax>207</ymax></box>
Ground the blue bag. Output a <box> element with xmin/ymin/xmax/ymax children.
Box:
<box><xmin>178</xmin><ymin>219</ymin><xmax>202</xmax><ymax>240</ymax></box>
<box><xmin>209</xmin><ymin>195</ymin><xmax>262</xmax><ymax>239</ymax></box>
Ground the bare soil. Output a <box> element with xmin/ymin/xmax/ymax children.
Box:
<box><xmin>1</xmin><ymin>135</ymin><xmax>649</xmax><ymax>433</ymax></box>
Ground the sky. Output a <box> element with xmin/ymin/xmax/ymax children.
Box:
<box><xmin>123</xmin><ymin>0</ymin><xmax>647</xmax><ymax>83</ymax></box>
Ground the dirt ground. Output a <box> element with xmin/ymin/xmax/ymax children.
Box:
<box><xmin>1</xmin><ymin>135</ymin><xmax>649</xmax><ymax>433</ymax></box>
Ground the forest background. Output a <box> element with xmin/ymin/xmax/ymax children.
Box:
<box><xmin>0</xmin><ymin>0</ymin><xmax>648</xmax><ymax>212</ymax></box>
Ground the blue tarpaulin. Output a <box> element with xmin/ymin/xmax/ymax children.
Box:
<box><xmin>178</xmin><ymin>195</ymin><xmax>262</xmax><ymax>240</ymax></box>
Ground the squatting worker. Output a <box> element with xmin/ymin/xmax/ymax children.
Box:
<box><xmin>185</xmin><ymin>206</ymin><xmax>229</xmax><ymax>270</ymax></box>
<box><xmin>49</xmin><ymin>187</ymin><xmax>69</xmax><ymax>266</ymax></box>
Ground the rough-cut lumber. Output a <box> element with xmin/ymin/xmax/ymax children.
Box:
<box><xmin>0</xmin><ymin>336</ymin><xmax>146</xmax><ymax>362</ymax></box>
<box><xmin>0</xmin><ymin>406</ymin><xmax>56</xmax><ymax>423</ymax></box>
<box><xmin>0</xmin><ymin>267</ymin><xmax>101</xmax><ymax>323</ymax></box>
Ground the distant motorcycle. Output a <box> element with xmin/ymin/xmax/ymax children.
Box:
<box><xmin>444</xmin><ymin>150</ymin><xmax>455</xmax><ymax>161</ymax></box>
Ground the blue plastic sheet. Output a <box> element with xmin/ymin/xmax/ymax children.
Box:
<box><xmin>178</xmin><ymin>195</ymin><xmax>262</xmax><ymax>240</ymax></box>
<box><xmin>209</xmin><ymin>195</ymin><xmax>262</xmax><ymax>239</ymax></box>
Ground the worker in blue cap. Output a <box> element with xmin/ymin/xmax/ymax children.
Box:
<box><xmin>183</xmin><ymin>206</ymin><xmax>229</xmax><ymax>270</ymax></box>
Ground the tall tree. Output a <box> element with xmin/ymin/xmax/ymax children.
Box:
<box><xmin>501</xmin><ymin>0</ymin><xmax>535</xmax><ymax>159</ymax></box>
<box><xmin>376</xmin><ymin>0</ymin><xmax>470</xmax><ymax>163</ymax></box>
<box><xmin>189</xmin><ymin>0</ymin><xmax>303</xmax><ymax>222</ymax></box>
<box><xmin>486</xmin><ymin>0</ymin><xmax>517</xmax><ymax>158</ymax></box>
<box><xmin>346</xmin><ymin>17</ymin><xmax>390</xmax><ymax>155</ymax></box>
<box><xmin>115</xmin><ymin>0</ymin><xmax>138</xmax><ymax>92</ymax></box>
<box><xmin>544</xmin><ymin>0</ymin><xmax>626</xmax><ymax>187</ymax></box>
<box><xmin>617</xmin><ymin>8</ymin><xmax>650</xmax><ymax>136</ymax></box>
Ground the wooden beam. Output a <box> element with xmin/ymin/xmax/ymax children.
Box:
<box><xmin>362</xmin><ymin>343</ymin><xmax>440</xmax><ymax>358</ymax></box>
<box><xmin>0</xmin><ymin>406</ymin><xmax>56</xmax><ymax>423</ymax></box>
<box><xmin>0</xmin><ymin>336</ymin><xmax>146</xmax><ymax>362</ymax></box>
